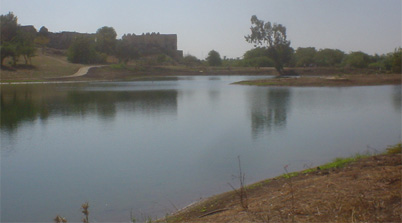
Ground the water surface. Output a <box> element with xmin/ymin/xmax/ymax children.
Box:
<box><xmin>1</xmin><ymin>76</ymin><xmax>400</xmax><ymax>222</ymax></box>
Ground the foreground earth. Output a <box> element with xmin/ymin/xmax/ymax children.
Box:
<box><xmin>162</xmin><ymin>150</ymin><xmax>401</xmax><ymax>222</ymax></box>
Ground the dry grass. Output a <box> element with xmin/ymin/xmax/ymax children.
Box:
<box><xmin>163</xmin><ymin>152</ymin><xmax>401</xmax><ymax>223</ymax></box>
<box><xmin>1</xmin><ymin>50</ymin><xmax>83</xmax><ymax>81</ymax></box>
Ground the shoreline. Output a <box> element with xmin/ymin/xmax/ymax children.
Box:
<box><xmin>161</xmin><ymin>144</ymin><xmax>401</xmax><ymax>222</ymax></box>
<box><xmin>234</xmin><ymin>73</ymin><xmax>401</xmax><ymax>87</ymax></box>
<box><xmin>1</xmin><ymin>65</ymin><xmax>401</xmax><ymax>87</ymax></box>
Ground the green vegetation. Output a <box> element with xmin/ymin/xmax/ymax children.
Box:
<box><xmin>1</xmin><ymin>12</ymin><xmax>36</xmax><ymax>66</ymax></box>
<box><xmin>245</xmin><ymin>15</ymin><xmax>293</xmax><ymax>75</ymax></box>
<box><xmin>1</xmin><ymin>11</ymin><xmax>400</xmax><ymax>75</ymax></box>
<box><xmin>319</xmin><ymin>155</ymin><xmax>367</xmax><ymax>170</ymax></box>
<box><xmin>281</xmin><ymin>143</ymin><xmax>402</xmax><ymax>179</ymax></box>
<box><xmin>206</xmin><ymin>50</ymin><xmax>222</xmax><ymax>66</ymax></box>
<box><xmin>386</xmin><ymin>143</ymin><xmax>402</xmax><ymax>154</ymax></box>
<box><xmin>67</xmin><ymin>36</ymin><xmax>106</xmax><ymax>64</ymax></box>
<box><xmin>182</xmin><ymin>54</ymin><xmax>201</xmax><ymax>67</ymax></box>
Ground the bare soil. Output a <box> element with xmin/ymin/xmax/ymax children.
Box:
<box><xmin>163</xmin><ymin>153</ymin><xmax>401</xmax><ymax>223</ymax></box>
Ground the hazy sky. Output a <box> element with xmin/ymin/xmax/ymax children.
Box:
<box><xmin>1</xmin><ymin>0</ymin><xmax>401</xmax><ymax>59</ymax></box>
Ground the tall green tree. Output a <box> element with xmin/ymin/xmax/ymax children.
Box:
<box><xmin>243</xmin><ymin>47</ymin><xmax>273</xmax><ymax>68</ymax></box>
<box><xmin>182</xmin><ymin>54</ymin><xmax>200</xmax><ymax>67</ymax></box>
<box><xmin>115</xmin><ymin>38</ymin><xmax>139</xmax><ymax>64</ymax></box>
<box><xmin>344</xmin><ymin>51</ymin><xmax>370</xmax><ymax>68</ymax></box>
<box><xmin>0</xmin><ymin>12</ymin><xmax>19</xmax><ymax>65</ymax></box>
<box><xmin>206</xmin><ymin>50</ymin><xmax>222</xmax><ymax>66</ymax></box>
<box><xmin>0</xmin><ymin>12</ymin><xmax>18</xmax><ymax>44</ymax></box>
<box><xmin>15</xmin><ymin>29</ymin><xmax>36</xmax><ymax>64</ymax></box>
<box><xmin>35</xmin><ymin>26</ymin><xmax>50</xmax><ymax>54</ymax></box>
<box><xmin>314</xmin><ymin>48</ymin><xmax>345</xmax><ymax>67</ymax></box>
<box><xmin>67</xmin><ymin>36</ymin><xmax>106</xmax><ymax>64</ymax></box>
<box><xmin>245</xmin><ymin>15</ymin><xmax>293</xmax><ymax>74</ymax></box>
<box><xmin>95</xmin><ymin>26</ymin><xmax>117</xmax><ymax>55</ymax></box>
<box><xmin>391</xmin><ymin>47</ymin><xmax>401</xmax><ymax>73</ymax></box>
<box><xmin>294</xmin><ymin>47</ymin><xmax>316</xmax><ymax>67</ymax></box>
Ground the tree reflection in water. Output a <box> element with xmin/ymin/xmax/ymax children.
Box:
<box><xmin>1</xmin><ymin>84</ymin><xmax>178</xmax><ymax>133</ymax></box>
<box><xmin>249</xmin><ymin>87</ymin><xmax>291</xmax><ymax>137</ymax></box>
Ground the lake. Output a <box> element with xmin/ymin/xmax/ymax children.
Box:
<box><xmin>1</xmin><ymin>76</ymin><xmax>400</xmax><ymax>222</ymax></box>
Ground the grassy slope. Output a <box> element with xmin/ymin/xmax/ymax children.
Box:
<box><xmin>1</xmin><ymin>50</ymin><xmax>83</xmax><ymax>82</ymax></box>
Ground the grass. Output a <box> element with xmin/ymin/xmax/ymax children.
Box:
<box><xmin>1</xmin><ymin>50</ymin><xmax>84</xmax><ymax>81</ymax></box>
<box><xmin>386</xmin><ymin>143</ymin><xmax>402</xmax><ymax>154</ymax></box>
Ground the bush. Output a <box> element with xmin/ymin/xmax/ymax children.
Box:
<box><xmin>67</xmin><ymin>36</ymin><xmax>106</xmax><ymax>64</ymax></box>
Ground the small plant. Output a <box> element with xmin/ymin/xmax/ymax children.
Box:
<box><xmin>54</xmin><ymin>215</ymin><xmax>67</xmax><ymax>223</ymax></box>
<box><xmin>130</xmin><ymin>209</ymin><xmax>136</xmax><ymax>223</ymax></box>
<box><xmin>81</xmin><ymin>202</ymin><xmax>89</xmax><ymax>223</ymax></box>
<box><xmin>228</xmin><ymin>156</ymin><xmax>248</xmax><ymax>210</ymax></box>
<box><xmin>283</xmin><ymin>165</ymin><xmax>295</xmax><ymax>223</ymax></box>
<box><xmin>386</xmin><ymin>143</ymin><xmax>401</xmax><ymax>154</ymax></box>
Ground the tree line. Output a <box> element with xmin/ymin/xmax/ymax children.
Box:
<box><xmin>201</xmin><ymin>15</ymin><xmax>400</xmax><ymax>74</ymax></box>
<box><xmin>1</xmin><ymin>12</ymin><xmax>400</xmax><ymax>73</ymax></box>
<box><xmin>1</xmin><ymin>12</ymin><xmax>36</xmax><ymax>66</ymax></box>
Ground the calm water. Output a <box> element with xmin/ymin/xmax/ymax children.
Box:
<box><xmin>1</xmin><ymin>76</ymin><xmax>401</xmax><ymax>222</ymax></box>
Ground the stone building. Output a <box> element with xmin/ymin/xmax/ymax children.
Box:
<box><xmin>19</xmin><ymin>25</ymin><xmax>183</xmax><ymax>58</ymax></box>
<box><xmin>122</xmin><ymin>32</ymin><xmax>183</xmax><ymax>58</ymax></box>
<box><xmin>47</xmin><ymin>31</ymin><xmax>95</xmax><ymax>49</ymax></box>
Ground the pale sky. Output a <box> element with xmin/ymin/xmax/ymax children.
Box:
<box><xmin>1</xmin><ymin>0</ymin><xmax>401</xmax><ymax>59</ymax></box>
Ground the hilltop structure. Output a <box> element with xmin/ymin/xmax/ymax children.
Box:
<box><xmin>122</xmin><ymin>32</ymin><xmax>183</xmax><ymax>58</ymax></box>
<box><xmin>22</xmin><ymin>25</ymin><xmax>183</xmax><ymax>58</ymax></box>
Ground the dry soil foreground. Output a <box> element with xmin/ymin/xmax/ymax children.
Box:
<box><xmin>163</xmin><ymin>152</ymin><xmax>401</xmax><ymax>223</ymax></box>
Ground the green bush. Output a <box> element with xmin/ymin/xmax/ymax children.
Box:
<box><xmin>67</xmin><ymin>36</ymin><xmax>106</xmax><ymax>64</ymax></box>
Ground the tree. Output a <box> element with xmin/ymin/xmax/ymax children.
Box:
<box><xmin>391</xmin><ymin>48</ymin><xmax>401</xmax><ymax>73</ymax></box>
<box><xmin>35</xmin><ymin>26</ymin><xmax>50</xmax><ymax>54</ymax></box>
<box><xmin>0</xmin><ymin>12</ymin><xmax>18</xmax><ymax>44</ymax></box>
<box><xmin>182</xmin><ymin>54</ymin><xmax>200</xmax><ymax>67</ymax></box>
<box><xmin>115</xmin><ymin>38</ymin><xmax>139</xmax><ymax>64</ymax></box>
<box><xmin>245</xmin><ymin>15</ymin><xmax>293</xmax><ymax>74</ymax></box>
<box><xmin>344</xmin><ymin>51</ymin><xmax>370</xmax><ymax>68</ymax></box>
<box><xmin>95</xmin><ymin>26</ymin><xmax>117</xmax><ymax>55</ymax></box>
<box><xmin>243</xmin><ymin>47</ymin><xmax>273</xmax><ymax>68</ymax></box>
<box><xmin>314</xmin><ymin>48</ymin><xmax>345</xmax><ymax>67</ymax></box>
<box><xmin>0</xmin><ymin>42</ymin><xmax>16</xmax><ymax>66</ymax></box>
<box><xmin>67</xmin><ymin>36</ymin><xmax>106</xmax><ymax>64</ymax></box>
<box><xmin>206</xmin><ymin>50</ymin><xmax>222</xmax><ymax>66</ymax></box>
<box><xmin>15</xmin><ymin>28</ymin><xmax>36</xmax><ymax>64</ymax></box>
<box><xmin>38</xmin><ymin>26</ymin><xmax>49</xmax><ymax>36</ymax></box>
<box><xmin>1</xmin><ymin>12</ymin><xmax>19</xmax><ymax>65</ymax></box>
<box><xmin>294</xmin><ymin>47</ymin><xmax>316</xmax><ymax>67</ymax></box>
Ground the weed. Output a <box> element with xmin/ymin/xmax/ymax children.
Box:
<box><xmin>386</xmin><ymin>143</ymin><xmax>401</xmax><ymax>154</ymax></box>
<box><xmin>228</xmin><ymin>156</ymin><xmax>248</xmax><ymax>210</ymax></box>
<box><xmin>318</xmin><ymin>153</ymin><xmax>371</xmax><ymax>170</ymax></box>
<box><xmin>54</xmin><ymin>215</ymin><xmax>67</xmax><ymax>223</ymax></box>
<box><xmin>110</xmin><ymin>63</ymin><xmax>127</xmax><ymax>69</ymax></box>
<box><xmin>130</xmin><ymin>209</ymin><xmax>136</xmax><ymax>223</ymax></box>
<box><xmin>81</xmin><ymin>202</ymin><xmax>89</xmax><ymax>223</ymax></box>
<box><xmin>283</xmin><ymin>165</ymin><xmax>295</xmax><ymax>223</ymax></box>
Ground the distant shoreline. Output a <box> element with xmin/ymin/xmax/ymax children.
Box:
<box><xmin>2</xmin><ymin>64</ymin><xmax>401</xmax><ymax>87</ymax></box>
<box><xmin>233</xmin><ymin>73</ymin><xmax>401</xmax><ymax>87</ymax></box>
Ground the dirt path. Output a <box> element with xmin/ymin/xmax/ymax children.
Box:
<box><xmin>50</xmin><ymin>65</ymin><xmax>106</xmax><ymax>79</ymax></box>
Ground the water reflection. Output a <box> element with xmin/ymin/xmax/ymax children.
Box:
<box><xmin>248</xmin><ymin>87</ymin><xmax>291</xmax><ymax>137</ymax></box>
<box><xmin>392</xmin><ymin>85</ymin><xmax>401</xmax><ymax>113</ymax></box>
<box><xmin>1</xmin><ymin>85</ymin><xmax>178</xmax><ymax>133</ymax></box>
